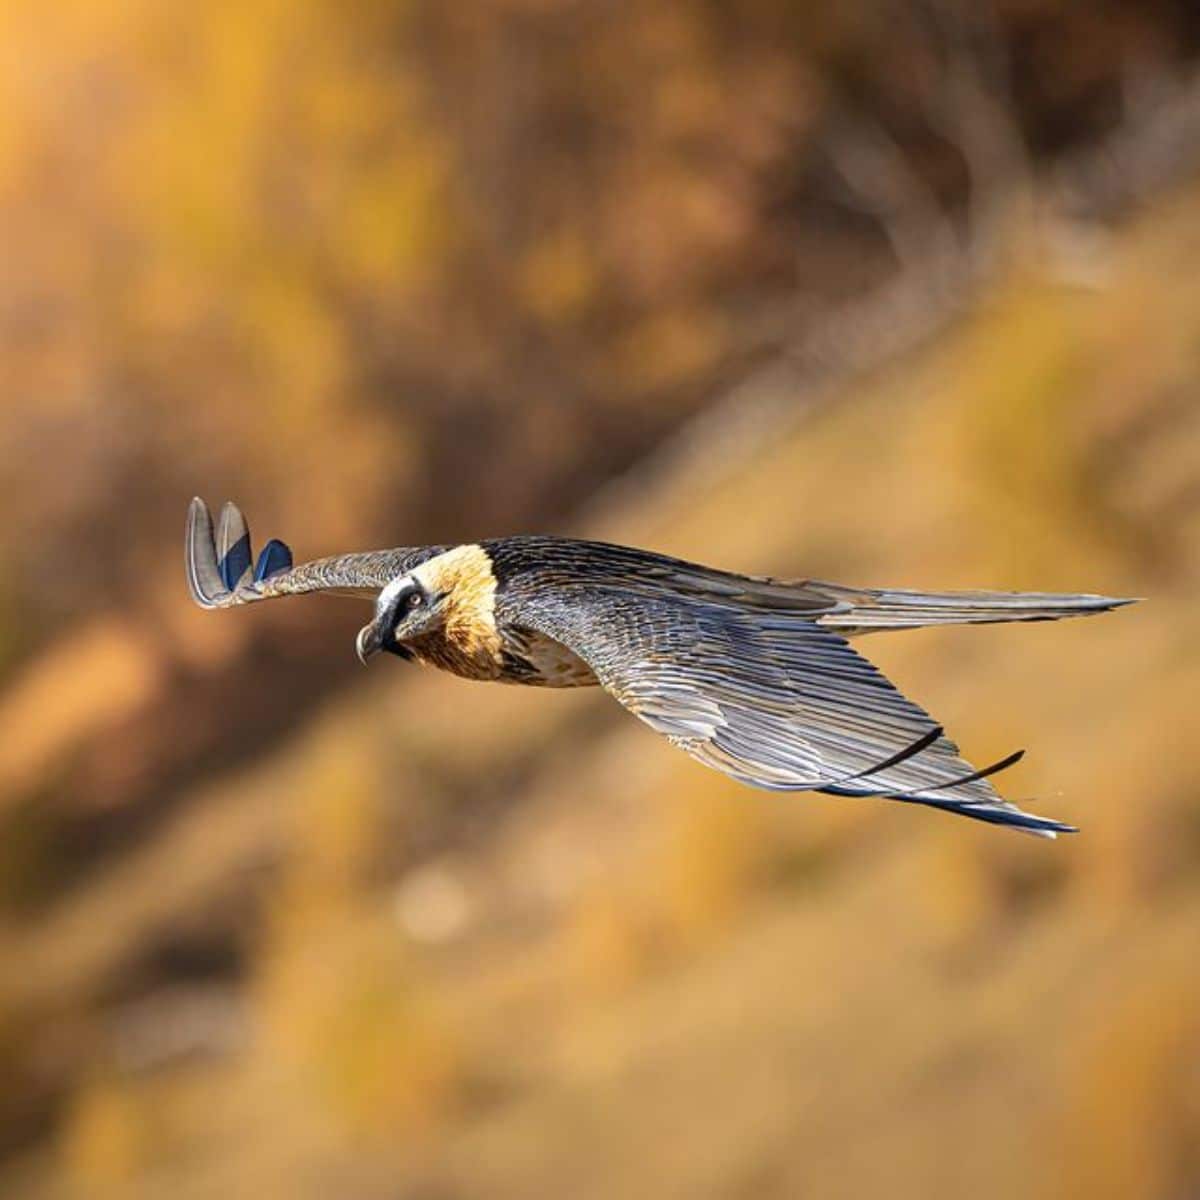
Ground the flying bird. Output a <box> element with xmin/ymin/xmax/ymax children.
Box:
<box><xmin>187</xmin><ymin>497</ymin><xmax>1134</xmax><ymax>837</ymax></box>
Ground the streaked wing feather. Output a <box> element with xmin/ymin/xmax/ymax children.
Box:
<box><xmin>518</xmin><ymin>585</ymin><xmax>1073</xmax><ymax>836</ymax></box>
<box><xmin>254</xmin><ymin>538</ymin><xmax>293</xmax><ymax>582</ymax></box>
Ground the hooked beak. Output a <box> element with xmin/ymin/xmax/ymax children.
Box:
<box><xmin>355</xmin><ymin>621</ymin><xmax>382</xmax><ymax>665</ymax></box>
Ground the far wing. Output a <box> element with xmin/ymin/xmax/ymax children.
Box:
<box><xmin>517</xmin><ymin>585</ymin><xmax>1074</xmax><ymax>836</ymax></box>
<box><xmin>186</xmin><ymin>497</ymin><xmax>438</xmax><ymax>609</ymax></box>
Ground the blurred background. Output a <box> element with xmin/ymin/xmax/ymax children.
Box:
<box><xmin>2</xmin><ymin>1</ymin><xmax>1200</xmax><ymax>1196</ymax></box>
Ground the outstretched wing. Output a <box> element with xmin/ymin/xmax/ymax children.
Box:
<box><xmin>514</xmin><ymin>584</ymin><xmax>1074</xmax><ymax>836</ymax></box>
<box><xmin>186</xmin><ymin>497</ymin><xmax>436</xmax><ymax>609</ymax></box>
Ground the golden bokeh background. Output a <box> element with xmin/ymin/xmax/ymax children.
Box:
<box><xmin>2</xmin><ymin>2</ymin><xmax>1199</xmax><ymax>1196</ymax></box>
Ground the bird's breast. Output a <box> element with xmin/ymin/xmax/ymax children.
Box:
<box><xmin>405</xmin><ymin>630</ymin><xmax>505</xmax><ymax>682</ymax></box>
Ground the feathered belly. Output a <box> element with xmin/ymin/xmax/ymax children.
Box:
<box><xmin>404</xmin><ymin>626</ymin><xmax>596</xmax><ymax>687</ymax></box>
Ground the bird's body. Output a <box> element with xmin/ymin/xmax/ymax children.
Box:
<box><xmin>187</xmin><ymin>499</ymin><xmax>1135</xmax><ymax>837</ymax></box>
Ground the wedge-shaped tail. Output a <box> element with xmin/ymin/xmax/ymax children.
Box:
<box><xmin>814</xmin><ymin>582</ymin><xmax>1136</xmax><ymax>635</ymax></box>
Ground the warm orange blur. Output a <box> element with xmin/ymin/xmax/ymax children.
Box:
<box><xmin>2</xmin><ymin>2</ymin><xmax>1199</xmax><ymax>1197</ymax></box>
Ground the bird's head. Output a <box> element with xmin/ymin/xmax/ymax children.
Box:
<box><xmin>356</xmin><ymin>573</ymin><xmax>446</xmax><ymax>663</ymax></box>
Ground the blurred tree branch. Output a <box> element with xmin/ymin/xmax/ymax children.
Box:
<box><xmin>591</xmin><ymin>66</ymin><xmax>1200</xmax><ymax>528</ymax></box>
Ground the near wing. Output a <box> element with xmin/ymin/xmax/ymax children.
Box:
<box><xmin>519</xmin><ymin>586</ymin><xmax>1075</xmax><ymax>836</ymax></box>
<box><xmin>186</xmin><ymin>497</ymin><xmax>431</xmax><ymax>609</ymax></box>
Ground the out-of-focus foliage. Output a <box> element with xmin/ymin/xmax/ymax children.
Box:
<box><xmin>1</xmin><ymin>0</ymin><xmax>1199</xmax><ymax>1197</ymax></box>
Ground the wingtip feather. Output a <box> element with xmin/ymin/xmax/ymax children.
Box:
<box><xmin>186</xmin><ymin>497</ymin><xmax>228</xmax><ymax>608</ymax></box>
<box><xmin>217</xmin><ymin>502</ymin><xmax>253</xmax><ymax>591</ymax></box>
<box><xmin>254</xmin><ymin>538</ymin><xmax>294</xmax><ymax>582</ymax></box>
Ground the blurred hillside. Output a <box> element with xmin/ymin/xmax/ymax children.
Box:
<box><xmin>2</xmin><ymin>2</ymin><xmax>1200</xmax><ymax>1198</ymax></box>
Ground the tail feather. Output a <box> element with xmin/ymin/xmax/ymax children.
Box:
<box><xmin>905</xmin><ymin>796</ymin><xmax>1077</xmax><ymax>838</ymax></box>
<box><xmin>821</xmin><ymin>778</ymin><xmax>1077</xmax><ymax>838</ymax></box>
<box><xmin>815</xmin><ymin>582</ymin><xmax>1137</xmax><ymax>635</ymax></box>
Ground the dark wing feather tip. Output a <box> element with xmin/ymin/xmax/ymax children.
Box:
<box><xmin>254</xmin><ymin>539</ymin><xmax>294</xmax><ymax>581</ymax></box>
<box><xmin>219</xmin><ymin>532</ymin><xmax>253</xmax><ymax>591</ymax></box>
<box><xmin>826</xmin><ymin>724</ymin><xmax>944</xmax><ymax>787</ymax></box>
<box><xmin>882</xmin><ymin>746</ymin><xmax>1027</xmax><ymax>801</ymax></box>
<box><xmin>216</xmin><ymin>501</ymin><xmax>252</xmax><ymax>590</ymax></box>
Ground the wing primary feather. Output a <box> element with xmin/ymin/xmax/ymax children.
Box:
<box><xmin>186</xmin><ymin>497</ymin><xmax>230</xmax><ymax>607</ymax></box>
<box><xmin>217</xmin><ymin>502</ymin><xmax>253</xmax><ymax>591</ymax></box>
<box><xmin>254</xmin><ymin>539</ymin><xmax>294</xmax><ymax>582</ymax></box>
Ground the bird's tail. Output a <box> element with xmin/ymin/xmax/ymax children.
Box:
<box><xmin>814</xmin><ymin>583</ymin><xmax>1136</xmax><ymax>635</ymax></box>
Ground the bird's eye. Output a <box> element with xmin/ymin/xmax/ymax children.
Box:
<box><xmin>405</xmin><ymin>591</ymin><xmax>424</xmax><ymax>611</ymax></box>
